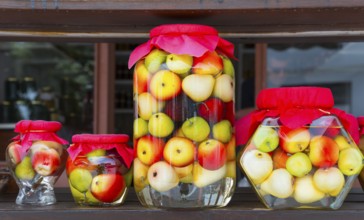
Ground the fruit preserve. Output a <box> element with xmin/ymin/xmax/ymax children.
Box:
<box><xmin>237</xmin><ymin>87</ymin><xmax>364</xmax><ymax>209</ymax></box>
<box><xmin>6</xmin><ymin>120</ymin><xmax>68</xmax><ymax>205</ymax></box>
<box><xmin>66</xmin><ymin>134</ymin><xmax>133</xmax><ymax>206</ymax></box>
<box><xmin>129</xmin><ymin>24</ymin><xmax>236</xmax><ymax>208</ymax></box>
<box><xmin>357</xmin><ymin>117</ymin><xmax>364</xmax><ymax>189</ymax></box>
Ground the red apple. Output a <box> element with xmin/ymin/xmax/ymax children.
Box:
<box><xmin>198</xmin><ymin>97</ymin><xmax>224</xmax><ymax>123</ymax></box>
<box><xmin>279</xmin><ymin>127</ymin><xmax>311</xmax><ymax>153</ymax></box>
<box><xmin>272</xmin><ymin>148</ymin><xmax>290</xmax><ymax>169</ymax></box>
<box><xmin>133</xmin><ymin>61</ymin><xmax>151</xmax><ymax>94</ymax></box>
<box><xmin>136</xmin><ymin>135</ymin><xmax>165</xmax><ymax>166</ymax></box>
<box><xmin>91</xmin><ymin>173</ymin><xmax>125</xmax><ymax>203</ymax></box>
<box><xmin>7</xmin><ymin>141</ymin><xmax>25</xmax><ymax>165</ymax></box>
<box><xmin>309</xmin><ymin>136</ymin><xmax>339</xmax><ymax>168</ymax></box>
<box><xmin>31</xmin><ymin>147</ymin><xmax>61</xmax><ymax>176</ymax></box>
<box><xmin>224</xmin><ymin>101</ymin><xmax>235</xmax><ymax>126</ymax></box>
<box><xmin>198</xmin><ymin>139</ymin><xmax>226</xmax><ymax>170</ymax></box>
<box><xmin>193</xmin><ymin>51</ymin><xmax>223</xmax><ymax>76</ymax></box>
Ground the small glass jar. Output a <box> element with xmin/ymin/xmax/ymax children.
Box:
<box><xmin>129</xmin><ymin>24</ymin><xmax>236</xmax><ymax>208</ymax></box>
<box><xmin>5</xmin><ymin>120</ymin><xmax>68</xmax><ymax>205</ymax></box>
<box><xmin>237</xmin><ymin>87</ymin><xmax>364</xmax><ymax>209</ymax></box>
<box><xmin>66</xmin><ymin>134</ymin><xmax>133</xmax><ymax>206</ymax></box>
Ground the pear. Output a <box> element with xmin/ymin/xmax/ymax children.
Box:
<box><xmin>338</xmin><ymin>147</ymin><xmax>364</xmax><ymax>176</ymax></box>
<box><xmin>313</xmin><ymin>167</ymin><xmax>345</xmax><ymax>197</ymax></box>
<box><xmin>166</xmin><ymin>53</ymin><xmax>193</xmax><ymax>74</ymax></box>
<box><xmin>213</xmin><ymin>74</ymin><xmax>234</xmax><ymax>103</ymax></box>
<box><xmin>221</xmin><ymin>56</ymin><xmax>235</xmax><ymax>77</ymax></box>
<box><xmin>69</xmin><ymin>168</ymin><xmax>93</xmax><ymax>193</ymax></box>
<box><xmin>241</xmin><ymin>149</ymin><xmax>273</xmax><ymax>185</ymax></box>
<box><xmin>260</xmin><ymin>168</ymin><xmax>294</xmax><ymax>199</ymax></box>
<box><xmin>293</xmin><ymin>175</ymin><xmax>325</xmax><ymax>204</ymax></box>
<box><xmin>193</xmin><ymin>162</ymin><xmax>226</xmax><ymax>188</ymax></box>
<box><xmin>15</xmin><ymin>156</ymin><xmax>35</xmax><ymax>180</ymax></box>
<box><xmin>182</xmin><ymin>74</ymin><xmax>215</xmax><ymax>102</ymax></box>
<box><xmin>144</xmin><ymin>49</ymin><xmax>168</xmax><ymax>73</ymax></box>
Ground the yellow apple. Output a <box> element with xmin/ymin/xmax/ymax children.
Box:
<box><xmin>134</xmin><ymin>118</ymin><xmax>149</xmax><ymax>139</ymax></box>
<box><xmin>313</xmin><ymin>167</ymin><xmax>345</xmax><ymax>196</ymax></box>
<box><xmin>164</xmin><ymin>137</ymin><xmax>195</xmax><ymax>167</ymax></box>
<box><xmin>225</xmin><ymin>160</ymin><xmax>236</xmax><ymax>179</ymax></box>
<box><xmin>137</xmin><ymin>92</ymin><xmax>165</xmax><ymax>120</ymax></box>
<box><xmin>133</xmin><ymin>60</ymin><xmax>151</xmax><ymax>94</ymax></box>
<box><xmin>150</xmin><ymin>70</ymin><xmax>182</xmax><ymax>101</ymax></box>
<box><xmin>212</xmin><ymin>120</ymin><xmax>233</xmax><ymax>143</ymax></box>
<box><xmin>174</xmin><ymin>163</ymin><xmax>194</xmax><ymax>179</ymax></box>
<box><xmin>334</xmin><ymin>135</ymin><xmax>353</xmax><ymax>151</ymax></box>
<box><xmin>226</xmin><ymin>135</ymin><xmax>236</xmax><ymax>161</ymax></box>
<box><xmin>166</xmin><ymin>53</ymin><xmax>193</xmax><ymax>74</ymax></box>
<box><xmin>182</xmin><ymin>116</ymin><xmax>210</xmax><ymax>142</ymax></box>
<box><xmin>147</xmin><ymin>161</ymin><xmax>179</xmax><ymax>192</ymax></box>
<box><xmin>144</xmin><ymin>49</ymin><xmax>167</xmax><ymax>73</ymax></box>
<box><xmin>338</xmin><ymin>147</ymin><xmax>363</xmax><ymax>176</ymax></box>
<box><xmin>280</xmin><ymin>127</ymin><xmax>311</xmax><ymax>153</ymax></box>
<box><xmin>133</xmin><ymin>158</ymin><xmax>150</xmax><ymax>192</ymax></box>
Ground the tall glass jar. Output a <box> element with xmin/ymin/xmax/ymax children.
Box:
<box><xmin>5</xmin><ymin>120</ymin><xmax>68</xmax><ymax>205</ymax></box>
<box><xmin>129</xmin><ymin>24</ymin><xmax>236</xmax><ymax>208</ymax></box>
<box><xmin>66</xmin><ymin>134</ymin><xmax>134</xmax><ymax>206</ymax></box>
<box><xmin>236</xmin><ymin>87</ymin><xmax>364</xmax><ymax>209</ymax></box>
<box><xmin>357</xmin><ymin>117</ymin><xmax>364</xmax><ymax>189</ymax></box>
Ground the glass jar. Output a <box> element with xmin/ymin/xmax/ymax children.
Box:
<box><xmin>5</xmin><ymin>120</ymin><xmax>68</xmax><ymax>205</ymax></box>
<box><xmin>237</xmin><ymin>87</ymin><xmax>364</xmax><ymax>209</ymax></box>
<box><xmin>66</xmin><ymin>134</ymin><xmax>134</xmax><ymax>206</ymax></box>
<box><xmin>357</xmin><ymin>117</ymin><xmax>364</xmax><ymax>189</ymax></box>
<box><xmin>129</xmin><ymin>24</ymin><xmax>236</xmax><ymax>208</ymax></box>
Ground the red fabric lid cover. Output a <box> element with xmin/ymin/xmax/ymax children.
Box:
<box><xmin>128</xmin><ymin>24</ymin><xmax>235</xmax><ymax>69</ymax></box>
<box><xmin>12</xmin><ymin>120</ymin><xmax>68</xmax><ymax>153</ymax></box>
<box><xmin>67</xmin><ymin>134</ymin><xmax>134</xmax><ymax>168</ymax></box>
<box><xmin>358</xmin><ymin>117</ymin><xmax>364</xmax><ymax>136</ymax></box>
<box><xmin>236</xmin><ymin>87</ymin><xmax>359</xmax><ymax>146</ymax></box>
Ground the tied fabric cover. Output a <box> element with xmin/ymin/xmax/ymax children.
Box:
<box><xmin>67</xmin><ymin>134</ymin><xmax>134</xmax><ymax>168</ymax></box>
<box><xmin>12</xmin><ymin>120</ymin><xmax>69</xmax><ymax>156</ymax></box>
<box><xmin>236</xmin><ymin>87</ymin><xmax>359</xmax><ymax>146</ymax></box>
<box><xmin>358</xmin><ymin>117</ymin><xmax>364</xmax><ymax>136</ymax></box>
<box><xmin>128</xmin><ymin>24</ymin><xmax>235</xmax><ymax>69</ymax></box>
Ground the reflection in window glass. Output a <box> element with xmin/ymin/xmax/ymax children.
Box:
<box><xmin>267</xmin><ymin>43</ymin><xmax>364</xmax><ymax>116</ymax></box>
<box><xmin>0</xmin><ymin>42</ymin><xmax>94</xmax><ymax>141</ymax></box>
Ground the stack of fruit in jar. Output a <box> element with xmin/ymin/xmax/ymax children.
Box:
<box><xmin>7</xmin><ymin>140</ymin><xmax>65</xmax><ymax>185</ymax></box>
<box><xmin>133</xmin><ymin>49</ymin><xmax>236</xmax><ymax>193</ymax></box>
<box><xmin>240</xmin><ymin>117</ymin><xmax>364</xmax><ymax>207</ymax></box>
<box><xmin>67</xmin><ymin>149</ymin><xmax>132</xmax><ymax>205</ymax></box>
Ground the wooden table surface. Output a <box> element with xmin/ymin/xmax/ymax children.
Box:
<box><xmin>1</xmin><ymin>187</ymin><xmax>364</xmax><ymax>220</ymax></box>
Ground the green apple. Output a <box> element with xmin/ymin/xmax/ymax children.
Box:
<box><xmin>69</xmin><ymin>168</ymin><xmax>93</xmax><ymax>193</ymax></box>
<box><xmin>86</xmin><ymin>149</ymin><xmax>106</xmax><ymax>158</ymax></box>
<box><xmin>182</xmin><ymin>74</ymin><xmax>215</xmax><ymax>102</ymax></box>
<box><xmin>85</xmin><ymin>190</ymin><xmax>100</xmax><ymax>204</ymax></box>
<box><xmin>123</xmin><ymin>165</ymin><xmax>133</xmax><ymax>187</ymax></box>
<box><xmin>134</xmin><ymin>118</ymin><xmax>149</xmax><ymax>139</ymax></box>
<box><xmin>221</xmin><ymin>55</ymin><xmax>235</xmax><ymax>77</ymax></box>
<box><xmin>293</xmin><ymin>175</ymin><xmax>325</xmax><ymax>204</ymax></box>
<box><xmin>252</xmin><ymin>126</ymin><xmax>279</xmax><ymax>153</ymax></box>
<box><xmin>241</xmin><ymin>149</ymin><xmax>273</xmax><ymax>185</ymax></box>
<box><xmin>213</xmin><ymin>120</ymin><xmax>232</xmax><ymax>143</ymax></box>
<box><xmin>148</xmin><ymin>112</ymin><xmax>174</xmax><ymax>138</ymax></box>
<box><xmin>15</xmin><ymin>156</ymin><xmax>35</xmax><ymax>180</ymax></box>
<box><xmin>286</xmin><ymin>152</ymin><xmax>312</xmax><ymax>177</ymax></box>
<box><xmin>166</xmin><ymin>53</ymin><xmax>193</xmax><ymax>74</ymax></box>
<box><xmin>69</xmin><ymin>180</ymin><xmax>85</xmax><ymax>202</ymax></box>
<box><xmin>338</xmin><ymin>147</ymin><xmax>363</xmax><ymax>176</ymax></box>
<box><xmin>137</xmin><ymin>92</ymin><xmax>165</xmax><ymax>120</ymax></box>
<box><xmin>144</xmin><ymin>49</ymin><xmax>168</xmax><ymax>73</ymax></box>
<box><xmin>313</xmin><ymin>167</ymin><xmax>345</xmax><ymax>196</ymax></box>
<box><xmin>182</xmin><ymin>116</ymin><xmax>210</xmax><ymax>142</ymax></box>
<box><xmin>213</xmin><ymin>74</ymin><xmax>234</xmax><ymax>103</ymax></box>
<box><xmin>260</xmin><ymin>168</ymin><xmax>294</xmax><ymax>199</ymax></box>
<box><xmin>334</xmin><ymin>135</ymin><xmax>353</xmax><ymax>151</ymax></box>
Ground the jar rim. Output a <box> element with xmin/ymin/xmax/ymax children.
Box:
<box><xmin>72</xmin><ymin>134</ymin><xmax>129</xmax><ymax>144</ymax></box>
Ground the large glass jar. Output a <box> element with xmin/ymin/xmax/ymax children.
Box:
<box><xmin>236</xmin><ymin>87</ymin><xmax>364</xmax><ymax>209</ymax></box>
<box><xmin>66</xmin><ymin>134</ymin><xmax>134</xmax><ymax>206</ymax></box>
<box><xmin>5</xmin><ymin>120</ymin><xmax>68</xmax><ymax>205</ymax></box>
<box><xmin>357</xmin><ymin>117</ymin><xmax>364</xmax><ymax>189</ymax></box>
<box><xmin>129</xmin><ymin>24</ymin><xmax>236</xmax><ymax>208</ymax></box>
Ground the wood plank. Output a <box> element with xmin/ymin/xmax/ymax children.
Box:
<box><xmin>1</xmin><ymin>1</ymin><xmax>364</xmax><ymax>41</ymax></box>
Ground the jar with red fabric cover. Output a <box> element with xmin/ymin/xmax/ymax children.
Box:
<box><xmin>357</xmin><ymin>117</ymin><xmax>364</xmax><ymax>189</ymax></box>
<box><xmin>66</xmin><ymin>134</ymin><xmax>133</xmax><ymax>206</ymax></box>
<box><xmin>236</xmin><ymin>87</ymin><xmax>364</xmax><ymax>209</ymax></box>
<box><xmin>5</xmin><ymin>120</ymin><xmax>68</xmax><ymax>205</ymax></box>
<box><xmin>128</xmin><ymin>24</ymin><xmax>236</xmax><ymax>208</ymax></box>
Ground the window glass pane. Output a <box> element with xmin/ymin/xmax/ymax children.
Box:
<box><xmin>0</xmin><ymin>42</ymin><xmax>94</xmax><ymax>142</ymax></box>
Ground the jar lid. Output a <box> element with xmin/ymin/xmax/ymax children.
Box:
<box><xmin>15</xmin><ymin>120</ymin><xmax>62</xmax><ymax>133</ymax></box>
<box><xmin>72</xmin><ymin>134</ymin><xmax>129</xmax><ymax>144</ymax></box>
<box><xmin>150</xmin><ymin>24</ymin><xmax>218</xmax><ymax>37</ymax></box>
<box><xmin>128</xmin><ymin>23</ymin><xmax>235</xmax><ymax>68</ymax></box>
<box><xmin>256</xmin><ymin>87</ymin><xmax>334</xmax><ymax>110</ymax></box>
